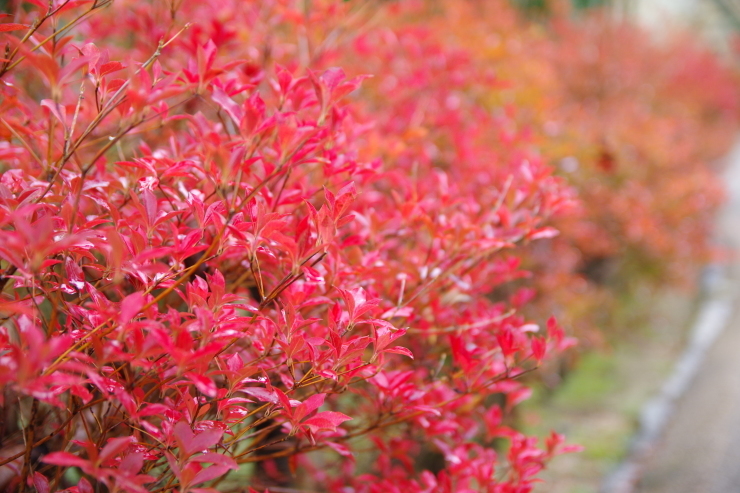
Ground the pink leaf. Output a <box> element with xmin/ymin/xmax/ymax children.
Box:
<box><xmin>325</xmin><ymin>441</ymin><xmax>353</xmax><ymax>457</ymax></box>
<box><xmin>77</xmin><ymin>478</ymin><xmax>94</xmax><ymax>493</ymax></box>
<box><xmin>190</xmin><ymin>464</ymin><xmax>233</xmax><ymax>486</ymax></box>
<box><xmin>42</xmin><ymin>452</ymin><xmax>89</xmax><ymax>468</ymax></box>
<box><xmin>242</xmin><ymin>387</ymin><xmax>278</xmax><ymax>404</ymax></box>
<box><xmin>303</xmin><ymin>411</ymin><xmax>352</xmax><ymax>430</ymax></box>
<box><xmin>531</xmin><ymin>336</ymin><xmax>547</xmax><ymax>362</ymax></box>
<box><xmin>99</xmin><ymin>436</ymin><xmax>133</xmax><ymax>464</ymax></box>
<box><xmin>99</xmin><ymin>61</ymin><xmax>125</xmax><ymax>76</ymax></box>
<box><xmin>528</xmin><ymin>227</ymin><xmax>560</xmax><ymax>240</ymax></box>
<box><xmin>301</xmin><ymin>393</ymin><xmax>326</xmax><ymax>416</ymax></box>
<box><xmin>188</xmin><ymin>428</ymin><xmax>225</xmax><ymax>455</ymax></box>
<box><xmin>32</xmin><ymin>472</ymin><xmax>49</xmax><ymax>493</ymax></box>
<box><xmin>409</xmin><ymin>405</ymin><xmax>442</xmax><ymax>416</ymax></box>
<box><xmin>174</xmin><ymin>422</ymin><xmax>223</xmax><ymax>456</ymax></box>
<box><xmin>118</xmin><ymin>451</ymin><xmax>145</xmax><ymax>475</ymax></box>
<box><xmin>186</xmin><ymin>372</ymin><xmax>217</xmax><ymax>397</ymax></box>
<box><xmin>190</xmin><ymin>452</ymin><xmax>238</xmax><ymax>468</ymax></box>
<box><xmin>211</xmin><ymin>86</ymin><xmax>243</xmax><ymax>125</ymax></box>
<box><xmin>119</xmin><ymin>291</ymin><xmax>145</xmax><ymax>324</ymax></box>
<box><xmin>383</xmin><ymin>346</ymin><xmax>414</xmax><ymax>359</ymax></box>
<box><xmin>40</xmin><ymin>100</ymin><xmax>67</xmax><ymax>129</ymax></box>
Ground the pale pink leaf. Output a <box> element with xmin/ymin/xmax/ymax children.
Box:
<box><xmin>383</xmin><ymin>346</ymin><xmax>414</xmax><ymax>359</ymax></box>
<box><xmin>42</xmin><ymin>452</ymin><xmax>88</xmax><ymax>468</ymax></box>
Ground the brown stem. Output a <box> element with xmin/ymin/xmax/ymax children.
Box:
<box><xmin>0</xmin><ymin>266</ymin><xmax>17</xmax><ymax>294</ymax></box>
<box><xmin>0</xmin><ymin>1</ymin><xmax>114</xmax><ymax>78</ymax></box>
<box><xmin>18</xmin><ymin>399</ymin><xmax>38</xmax><ymax>492</ymax></box>
<box><xmin>0</xmin><ymin>398</ymin><xmax>107</xmax><ymax>468</ymax></box>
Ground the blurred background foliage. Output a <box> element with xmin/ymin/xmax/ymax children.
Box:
<box><xmin>1</xmin><ymin>0</ymin><xmax>736</xmax><ymax>490</ymax></box>
<box><xmin>344</xmin><ymin>0</ymin><xmax>739</xmax><ymax>489</ymax></box>
<box><xmin>513</xmin><ymin>0</ymin><xmax>611</xmax><ymax>14</ymax></box>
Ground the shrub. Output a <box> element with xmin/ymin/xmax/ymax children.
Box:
<box><xmin>0</xmin><ymin>1</ymin><xmax>578</xmax><ymax>492</ymax></box>
<box><xmin>1</xmin><ymin>1</ymin><xmax>735</xmax><ymax>491</ymax></box>
<box><xmin>372</xmin><ymin>1</ymin><xmax>738</xmax><ymax>344</ymax></box>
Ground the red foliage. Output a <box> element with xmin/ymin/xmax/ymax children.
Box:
<box><xmin>0</xmin><ymin>0</ymin><xmax>733</xmax><ymax>492</ymax></box>
<box><xmin>0</xmin><ymin>1</ymin><xmax>580</xmax><ymax>492</ymax></box>
<box><xmin>382</xmin><ymin>1</ymin><xmax>738</xmax><ymax>343</ymax></box>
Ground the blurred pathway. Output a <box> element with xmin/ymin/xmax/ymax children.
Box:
<box><xmin>626</xmin><ymin>139</ymin><xmax>740</xmax><ymax>492</ymax></box>
<box><xmin>631</xmin><ymin>0</ymin><xmax>733</xmax><ymax>52</ymax></box>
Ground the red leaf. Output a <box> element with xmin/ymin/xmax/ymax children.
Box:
<box><xmin>99</xmin><ymin>61</ymin><xmax>124</xmax><ymax>76</ymax></box>
<box><xmin>531</xmin><ymin>336</ymin><xmax>547</xmax><ymax>362</ymax></box>
<box><xmin>0</xmin><ymin>23</ymin><xmax>29</xmax><ymax>32</ymax></box>
<box><xmin>303</xmin><ymin>411</ymin><xmax>352</xmax><ymax>430</ymax></box>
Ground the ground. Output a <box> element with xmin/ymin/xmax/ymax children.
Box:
<box><xmin>529</xmin><ymin>139</ymin><xmax>740</xmax><ymax>493</ymax></box>
<box><xmin>635</xmin><ymin>139</ymin><xmax>740</xmax><ymax>492</ymax></box>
